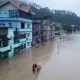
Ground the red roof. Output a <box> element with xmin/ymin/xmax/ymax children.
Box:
<box><xmin>13</xmin><ymin>2</ymin><xmax>21</xmax><ymax>7</ymax></box>
<box><xmin>21</xmin><ymin>6</ymin><xmax>30</xmax><ymax>12</ymax></box>
<box><xmin>0</xmin><ymin>0</ymin><xmax>35</xmax><ymax>15</ymax></box>
<box><xmin>12</xmin><ymin>1</ymin><xmax>30</xmax><ymax>12</ymax></box>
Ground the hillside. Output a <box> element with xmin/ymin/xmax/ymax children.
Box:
<box><xmin>29</xmin><ymin>4</ymin><xmax>80</xmax><ymax>25</ymax></box>
<box><xmin>0</xmin><ymin>0</ymin><xmax>80</xmax><ymax>25</ymax></box>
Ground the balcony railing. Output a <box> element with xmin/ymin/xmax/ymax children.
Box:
<box><xmin>14</xmin><ymin>31</ymin><xmax>26</xmax><ymax>39</ymax></box>
<box><xmin>0</xmin><ymin>28</ymin><xmax>8</xmax><ymax>35</ymax></box>
<box><xmin>0</xmin><ymin>46</ymin><xmax>11</xmax><ymax>53</ymax></box>
<box><xmin>20</xmin><ymin>34</ymin><xmax>26</xmax><ymax>39</ymax></box>
<box><xmin>0</xmin><ymin>35</ymin><xmax>10</xmax><ymax>42</ymax></box>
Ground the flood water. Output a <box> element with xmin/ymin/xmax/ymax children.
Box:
<box><xmin>0</xmin><ymin>33</ymin><xmax>80</xmax><ymax>80</ymax></box>
<box><xmin>36</xmin><ymin>34</ymin><xmax>80</xmax><ymax>80</ymax></box>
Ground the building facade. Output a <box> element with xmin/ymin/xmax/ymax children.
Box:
<box><xmin>32</xmin><ymin>17</ymin><xmax>55</xmax><ymax>46</ymax></box>
<box><xmin>41</xmin><ymin>19</ymin><xmax>55</xmax><ymax>40</ymax></box>
<box><xmin>32</xmin><ymin>20</ymin><xmax>42</xmax><ymax>45</ymax></box>
<box><xmin>0</xmin><ymin>1</ymin><xmax>33</xmax><ymax>60</ymax></box>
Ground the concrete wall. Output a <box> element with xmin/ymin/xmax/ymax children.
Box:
<box><xmin>0</xmin><ymin>21</ymin><xmax>20</xmax><ymax>28</ymax></box>
<box><xmin>0</xmin><ymin>2</ymin><xmax>18</xmax><ymax>10</ymax></box>
<box><xmin>0</xmin><ymin>10</ymin><xmax>9</xmax><ymax>17</ymax></box>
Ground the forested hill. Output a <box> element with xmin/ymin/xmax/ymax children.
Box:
<box><xmin>0</xmin><ymin>0</ymin><xmax>80</xmax><ymax>25</ymax></box>
<box><xmin>29</xmin><ymin>3</ymin><xmax>80</xmax><ymax>25</ymax></box>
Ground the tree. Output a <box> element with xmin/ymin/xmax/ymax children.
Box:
<box><xmin>62</xmin><ymin>25</ymin><xmax>73</xmax><ymax>33</ymax></box>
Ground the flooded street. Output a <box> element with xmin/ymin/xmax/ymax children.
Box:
<box><xmin>0</xmin><ymin>33</ymin><xmax>80</xmax><ymax>80</ymax></box>
<box><xmin>36</xmin><ymin>33</ymin><xmax>80</xmax><ymax>80</ymax></box>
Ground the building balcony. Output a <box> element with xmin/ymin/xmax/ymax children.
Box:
<box><xmin>0</xmin><ymin>46</ymin><xmax>11</xmax><ymax>53</ymax></box>
<box><xmin>18</xmin><ymin>28</ymin><xmax>32</xmax><ymax>32</ymax></box>
<box><xmin>13</xmin><ymin>43</ymin><xmax>21</xmax><ymax>49</ymax></box>
<box><xmin>14</xmin><ymin>31</ymin><xmax>26</xmax><ymax>39</ymax></box>
<box><xmin>0</xmin><ymin>28</ymin><xmax>8</xmax><ymax>35</ymax></box>
<box><xmin>0</xmin><ymin>18</ymin><xmax>32</xmax><ymax>23</ymax></box>
<box><xmin>0</xmin><ymin>35</ymin><xmax>11</xmax><ymax>42</ymax></box>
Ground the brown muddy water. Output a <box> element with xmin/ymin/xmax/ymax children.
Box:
<box><xmin>0</xmin><ymin>34</ymin><xmax>80</xmax><ymax>80</ymax></box>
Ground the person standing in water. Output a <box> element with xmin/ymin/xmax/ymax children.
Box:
<box><xmin>32</xmin><ymin>64</ymin><xmax>41</xmax><ymax>74</ymax></box>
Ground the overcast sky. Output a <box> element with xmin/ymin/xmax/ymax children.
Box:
<box><xmin>27</xmin><ymin>0</ymin><xmax>80</xmax><ymax>16</ymax></box>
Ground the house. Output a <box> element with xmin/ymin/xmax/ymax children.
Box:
<box><xmin>32</xmin><ymin>16</ymin><xmax>55</xmax><ymax>45</ymax></box>
<box><xmin>41</xmin><ymin>17</ymin><xmax>55</xmax><ymax>40</ymax></box>
<box><xmin>0</xmin><ymin>0</ymin><xmax>34</xmax><ymax>60</ymax></box>
<box><xmin>32</xmin><ymin>20</ymin><xmax>41</xmax><ymax>45</ymax></box>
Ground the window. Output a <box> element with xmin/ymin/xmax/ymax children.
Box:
<box><xmin>33</xmin><ymin>26</ymin><xmax>35</xmax><ymax>30</ymax></box>
<box><xmin>21</xmin><ymin>22</ymin><xmax>25</xmax><ymax>29</ymax></box>
<box><xmin>9</xmin><ymin>23</ymin><xmax>12</xmax><ymax>27</ymax></box>
<box><xmin>33</xmin><ymin>34</ymin><xmax>35</xmax><ymax>36</ymax></box>
<box><xmin>0</xmin><ymin>11</ymin><xmax>1</xmax><ymax>14</ymax></box>
<box><xmin>23</xmin><ymin>44</ymin><xmax>26</xmax><ymax>49</ymax></box>
<box><xmin>27</xmin><ymin>33</ymin><xmax>30</xmax><ymax>37</ymax></box>
<box><xmin>36</xmin><ymin>32</ymin><xmax>38</xmax><ymax>35</ymax></box>
<box><xmin>42</xmin><ymin>26</ymin><xmax>43</xmax><ymax>29</ymax></box>
<box><xmin>41</xmin><ymin>32</ymin><xmax>43</xmax><ymax>34</ymax></box>
<box><xmin>2</xmin><ymin>23</ymin><xmax>5</xmax><ymax>26</ymax></box>
<box><xmin>49</xmin><ymin>32</ymin><xmax>51</xmax><ymax>34</ymax></box>
<box><xmin>27</xmin><ymin>24</ymin><xmax>30</xmax><ymax>29</ymax></box>
<box><xmin>10</xmin><ymin>46</ymin><xmax>12</xmax><ymax>50</ymax></box>
<box><xmin>9</xmin><ymin>10</ymin><xmax>18</xmax><ymax>17</ymax></box>
<box><xmin>0</xmin><ymin>41</ymin><xmax>1</xmax><ymax>47</ymax></box>
<box><xmin>5</xmin><ymin>12</ymin><xmax>7</xmax><ymax>14</ymax></box>
<box><xmin>3</xmin><ymin>41</ymin><xmax>8</xmax><ymax>47</ymax></box>
<box><xmin>27</xmin><ymin>42</ymin><xmax>30</xmax><ymax>46</ymax></box>
<box><xmin>20</xmin><ymin>34</ymin><xmax>26</xmax><ymax>39</ymax></box>
<box><xmin>14</xmin><ymin>38</ymin><xmax>19</xmax><ymax>44</ymax></box>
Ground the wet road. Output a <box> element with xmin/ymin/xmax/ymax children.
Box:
<box><xmin>0</xmin><ymin>33</ymin><xmax>80</xmax><ymax>80</ymax></box>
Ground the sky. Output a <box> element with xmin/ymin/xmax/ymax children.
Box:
<box><xmin>26</xmin><ymin>0</ymin><xmax>80</xmax><ymax>16</ymax></box>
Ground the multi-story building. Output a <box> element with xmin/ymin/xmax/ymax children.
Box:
<box><xmin>41</xmin><ymin>19</ymin><xmax>55</xmax><ymax>40</ymax></box>
<box><xmin>32</xmin><ymin>20</ymin><xmax>41</xmax><ymax>45</ymax></box>
<box><xmin>0</xmin><ymin>1</ymin><xmax>33</xmax><ymax>60</ymax></box>
<box><xmin>32</xmin><ymin>17</ymin><xmax>55</xmax><ymax>45</ymax></box>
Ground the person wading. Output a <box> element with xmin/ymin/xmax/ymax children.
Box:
<box><xmin>32</xmin><ymin>64</ymin><xmax>41</xmax><ymax>74</ymax></box>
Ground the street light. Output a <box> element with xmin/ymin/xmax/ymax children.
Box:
<box><xmin>56</xmin><ymin>40</ymin><xmax>59</xmax><ymax>54</ymax></box>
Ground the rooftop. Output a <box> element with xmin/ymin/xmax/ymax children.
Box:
<box><xmin>0</xmin><ymin>0</ymin><xmax>35</xmax><ymax>15</ymax></box>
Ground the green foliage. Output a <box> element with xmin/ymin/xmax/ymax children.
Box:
<box><xmin>1</xmin><ymin>0</ymin><xmax>80</xmax><ymax>25</ymax></box>
<box><xmin>30</xmin><ymin>3</ymin><xmax>80</xmax><ymax>25</ymax></box>
<box><xmin>62</xmin><ymin>25</ymin><xmax>73</xmax><ymax>33</ymax></box>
